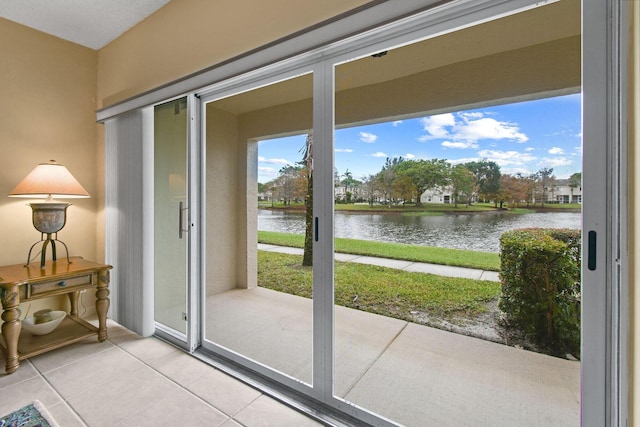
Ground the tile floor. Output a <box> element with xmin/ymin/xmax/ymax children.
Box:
<box><xmin>0</xmin><ymin>319</ymin><xmax>322</xmax><ymax>427</ymax></box>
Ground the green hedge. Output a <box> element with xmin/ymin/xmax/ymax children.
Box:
<box><xmin>499</xmin><ymin>228</ymin><xmax>581</xmax><ymax>357</ymax></box>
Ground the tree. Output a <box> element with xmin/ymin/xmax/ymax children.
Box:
<box><xmin>569</xmin><ymin>172</ymin><xmax>581</xmax><ymax>203</ymax></box>
<box><xmin>498</xmin><ymin>174</ymin><xmax>528</xmax><ymax>208</ymax></box>
<box><xmin>261</xmin><ymin>179</ymin><xmax>278</xmax><ymax>207</ymax></box>
<box><xmin>378</xmin><ymin>157</ymin><xmax>404</xmax><ymax>205</ymax></box>
<box><xmin>342</xmin><ymin>169</ymin><xmax>353</xmax><ymax>190</ymax></box>
<box><xmin>341</xmin><ymin>169</ymin><xmax>357</xmax><ymax>203</ymax></box>
<box><xmin>464</xmin><ymin>160</ymin><xmax>501</xmax><ymax>204</ymax></box>
<box><xmin>537</xmin><ymin>167</ymin><xmax>555</xmax><ymax>207</ymax></box>
<box><xmin>275</xmin><ymin>165</ymin><xmax>303</xmax><ymax>205</ymax></box>
<box><xmin>395</xmin><ymin>159</ymin><xmax>449</xmax><ymax>207</ymax></box>
<box><xmin>300</xmin><ymin>134</ymin><xmax>313</xmax><ymax>266</ymax></box>
<box><xmin>449</xmin><ymin>165</ymin><xmax>474</xmax><ymax>207</ymax></box>
<box><xmin>392</xmin><ymin>175</ymin><xmax>415</xmax><ymax>206</ymax></box>
<box><xmin>349</xmin><ymin>179</ymin><xmax>364</xmax><ymax>202</ymax></box>
<box><xmin>362</xmin><ymin>174</ymin><xmax>381</xmax><ymax>206</ymax></box>
<box><xmin>524</xmin><ymin>172</ymin><xmax>539</xmax><ymax>207</ymax></box>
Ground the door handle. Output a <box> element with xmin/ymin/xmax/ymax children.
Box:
<box><xmin>588</xmin><ymin>230</ymin><xmax>596</xmax><ymax>270</ymax></box>
<box><xmin>179</xmin><ymin>201</ymin><xmax>189</xmax><ymax>239</ymax></box>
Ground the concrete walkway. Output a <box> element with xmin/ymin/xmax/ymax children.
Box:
<box><xmin>258</xmin><ymin>243</ymin><xmax>501</xmax><ymax>282</ymax></box>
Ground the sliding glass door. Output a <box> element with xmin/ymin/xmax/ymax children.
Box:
<box><xmin>331</xmin><ymin>6</ymin><xmax>582</xmax><ymax>422</ymax></box>
<box><xmin>142</xmin><ymin>1</ymin><xmax>620</xmax><ymax>425</ymax></box>
<box><xmin>200</xmin><ymin>72</ymin><xmax>315</xmax><ymax>388</ymax></box>
<box><xmin>154</xmin><ymin>98</ymin><xmax>190</xmax><ymax>336</ymax></box>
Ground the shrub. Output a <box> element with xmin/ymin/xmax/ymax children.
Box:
<box><xmin>499</xmin><ymin>228</ymin><xmax>581</xmax><ymax>357</ymax></box>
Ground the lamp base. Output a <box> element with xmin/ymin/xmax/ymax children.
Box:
<box><xmin>26</xmin><ymin>232</ymin><xmax>70</xmax><ymax>268</ymax></box>
<box><xmin>29</xmin><ymin>202</ymin><xmax>69</xmax><ymax>234</ymax></box>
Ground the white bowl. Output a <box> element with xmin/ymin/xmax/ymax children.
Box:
<box><xmin>22</xmin><ymin>311</ymin><xmax>66</xmax><ymax>335</ymax></box>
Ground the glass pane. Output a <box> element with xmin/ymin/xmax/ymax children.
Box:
<box><xmin>154</xmin><ymin>98</ymin><xmax>188</xmax><ymax>334</ymax></box>
<box><xmin>203</xmin><ymin>74</ymin><xmax>314</xmax><ymax>384</ymax></box>
<box><xmin>333</xmin><ymin>4</ymin><xmax>581</xmax><ymax>425</ymax></box>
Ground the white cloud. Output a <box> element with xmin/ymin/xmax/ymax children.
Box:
<box><xmin>448</xmin><ymin>157</ymin><xmax>481</xmax><ymax>165</ymax></box>
<box><xmin>545</xmin><ymin>126</ymin><xmax>581</xmax><ymax>138</ymax></box>
<box><xmin>459</xmin><ymin>112</ymin><xmax>485</xmax><ymax>119</ymax></box>
<box><xmin>371</xmin><ymin>152</ymin><xmax>387</xmax><ymax>158</ymax></box>
<box><xmin>258</xmin><ymin>167</ymin><xmax>278</xmax><ymax>183</ymax></box>
<box><xmin>419</xmin><ymin>111</ymin><xmax>528</xmax><ymax>144</ymax></box>
<box><xmin>335</xmin><ymin>148</ymin><xmax>353</xmax><ymax>153</ymax></box>
<box><xmin>259</xmin><ymin>157</ymin><xmax>292</xmax><ymax>165</ymax></box>
<box><xmin>404</xmin><ymin>153</ymin><xmax>416</xmax><ymax>159</ymax></box>
<box><xmin>392</xmin><ymin>120</ymin><xmax>403</xmax><ymax>126</ymax></box>
<box><xmin>360</xmin><ymin>132</ymin><xmax>378</xmax><ymax>143</ymax></box>
<box><xmin>419</xmin><ymin>113</ymin><xmax>455</xmax><ymax>139</ymax></box>
<box><xmin>572</xmin><ymin>145</ymin><xmax>583</xmax><ymax>156</ymax></box>
<box><xmin>477</xmin><ymin>149</ymin><xmax>536</xmax><ymax>167</ymax></box>
<box><xmin>540</xmin><ymin>157</ymin><xmax>573</xmax><ymax>167</ymax></box>
<box><xmin>502</xmin><ymin>166</ymin><xmax>532</xmax><ymax>176</ymax></box>
<box><xmin>258</xmin><ymin>166</ymin><xmax>275</xmax><ymax>174</ymax></box>
<box><xmin>548</xmin><ymin>147</ymin><xmax>565</xmax><ymax>155</ymax></box>
<box><xmin>524</xmin><ymin>147</ymin><xmax>535</xmax><ymax>152</ymax></box>
<box><xmin>441</xmin><ymin>140</ymin><xmax>479</xmax><ymax>149</ymax></box>
<box><xmin>455</xmin><ymin>117</ymin><xmax>528</xmax><ymax>143</ymax></box>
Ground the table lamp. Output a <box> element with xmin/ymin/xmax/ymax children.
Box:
<box><xmin>8</xmin><ymin>160</ymin><xmax>90</xmax><ymax>268</ymax></box>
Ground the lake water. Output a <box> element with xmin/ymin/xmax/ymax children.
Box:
<box><xmin>257</xmin><ymin>209</ymin><xmax>581</xmax><ymax>253</ymax></box>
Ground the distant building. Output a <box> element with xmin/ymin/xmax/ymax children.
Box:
<box><xmin>421</xmin><ymin>186</ymin><xmax>454</xmax><ymax>204</ymax></box>
<box><xmin>547</xmin><ymin>178</ymin><xmax>582</xmax><ymax>204</ymax></box>
<box><xmin>418</xmin><ymin>178</ymin><xmax>582</xmax><ymax>206</ymax></box>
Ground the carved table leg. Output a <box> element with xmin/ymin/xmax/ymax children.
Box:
<box><xmin>95</xmin><ymin>269</ymin><xmax>110</xmax><ymax>342</ymax></box>
<box><xmin>1</xmin><ymin>284</ymin><xmax>22</xmax><ymax>374</ymax></box>
<box><xmin>68</xmin><ymin>290</ymin><xmax>80</xmax><ymax>317</ymax></box>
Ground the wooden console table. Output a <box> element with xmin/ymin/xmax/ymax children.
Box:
<box><xmin>0</xmin><ymin>257</ymin><xmax>112</xmax><ymax>374</ymax></box>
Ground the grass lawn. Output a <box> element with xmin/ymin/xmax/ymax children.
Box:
<box><xmin>533</xmin><ymin>203</ymin><xmax>582</xmax><ymax>209</ymax></box>
<box><xmin>258</xmin><ymin>230</ymin><xmax>501</xmax><ymax>271</ymax></box>
<box><xmin>258</xmin><ymin>251</ymin><xmax>501</xmax><ymax>320</ymax></box>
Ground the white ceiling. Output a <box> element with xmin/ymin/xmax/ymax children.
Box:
<box><xmin>0</xmin><ymin>0</ymin><xmax>171</xmax><ymax>49</ymax></box>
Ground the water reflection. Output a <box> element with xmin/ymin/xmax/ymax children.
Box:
<box><xmin>258</xmin><ymin>209</ymin><xmax>581</xmax><ymax>252</ymax></box>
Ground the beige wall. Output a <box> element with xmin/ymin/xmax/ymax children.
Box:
<box><xmin>205</xmin><ymin>105</ymin><xmax>240</xmax><ymax>294</ymax></box>
<box><xmin>96</xmin><ymin>0</ymin><xmax>371</xmax><ymax>109</ymax></box>
<box><xmin>0</xmin><ymin>18</ymin><xmax>98</xmax><ymax>314</ymax></box>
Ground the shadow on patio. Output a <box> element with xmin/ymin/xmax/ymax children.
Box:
<box><xmin>206</xmin><ymin>287</ymin><xmax>579</xmax><ymax>426</ymax></box>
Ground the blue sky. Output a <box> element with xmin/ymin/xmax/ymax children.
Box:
<box><xmin>257</xmin><ymin>93</ymin><xmax>582</xmax><ymax>183</ymax></box>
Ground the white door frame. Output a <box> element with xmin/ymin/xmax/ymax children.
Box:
<box><xmin>581</xmin><ymin>0</ymin><xmax>629</xmax><ymax>424</ymax></box>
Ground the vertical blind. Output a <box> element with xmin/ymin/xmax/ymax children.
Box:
<box><xmin>104</xmin><ymin>109</ymin><xmax>155</xmax><ymax>336</ymax></box>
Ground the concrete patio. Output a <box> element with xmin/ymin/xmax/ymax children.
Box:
<box><xmin>206</xmin><ymin>286</ymin><xmax>580</xmax><ymax>426</ymax></box>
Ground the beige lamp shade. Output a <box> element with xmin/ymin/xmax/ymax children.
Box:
<box><xmin>9</xmin><ymin>160</ymin><xmax>90</xmax><ymax>199</ymax></box>
<box><xmin>9</xmin><ymin>160</ymin><xmax>90</xmax><ymax>267</ymax></box>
